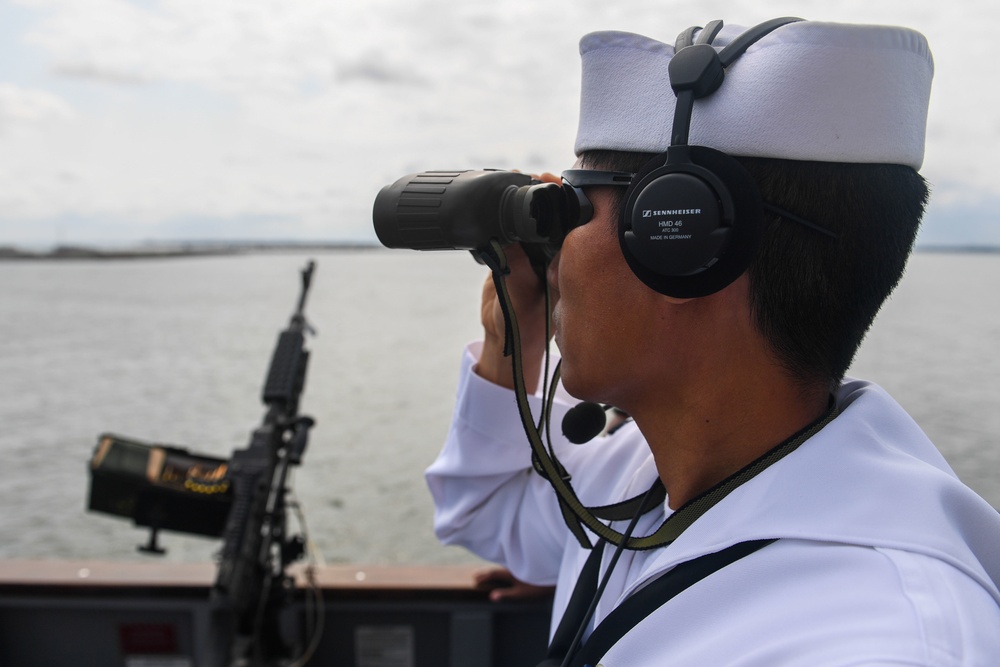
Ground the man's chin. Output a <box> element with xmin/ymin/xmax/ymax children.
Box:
<box><xmin>558</xmin><ymin>364</ymin><xmax>600</xmax><ymax>404</ymax></box>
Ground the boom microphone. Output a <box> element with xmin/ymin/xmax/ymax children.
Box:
<box><xmin>561</xmin><ymin>402</ymin><xmax>610</xmax><ymax>444</ymax></box>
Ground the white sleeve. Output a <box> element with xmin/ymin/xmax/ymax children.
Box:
<box><xmin>426</xmin><ymin>343</ymin><xmax>655</xmax><ymax>586</ymax></box>
<box><xmin>425</xmin><ymin>342</ymin><xmax>573</xmax><ymax>585</ymax></box>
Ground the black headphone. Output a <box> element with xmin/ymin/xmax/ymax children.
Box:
<box><xmin>618</xmin><ymin>18</ymin><xmax>804</xmax><ymax>299</ymax></box>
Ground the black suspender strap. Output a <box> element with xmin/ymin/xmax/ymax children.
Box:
<box><xmin>536</xmin><ymin>541</ymin><xmax>607</xmax><ymax>667</ymax></box>
<box><xmin>566</xmin><ymin>538</ymin><xmax>777</xmax><ymax>667</ymax></box>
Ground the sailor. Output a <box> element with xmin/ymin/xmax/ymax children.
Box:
<box><xmin>426</xmin><ymin>19</ymin><xmax>1000</xmax><ymax>666</ymax></box>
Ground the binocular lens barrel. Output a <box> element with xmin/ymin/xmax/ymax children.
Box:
<box><xmin>372</xmin><ymin>170</ymin><xmax>573</xmax><ymax>252</ymax></box>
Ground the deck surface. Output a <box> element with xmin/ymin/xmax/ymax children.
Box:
<box><xmin>0</xmin><ymin>559</ymin><xmax>486</xmax><ymax>592</ymax></box>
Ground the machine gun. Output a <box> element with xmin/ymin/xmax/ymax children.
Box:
<box><xmin>214</xmin><ymin>259</ymin><xmax>317</xmax><ymax>665</ymax></box>
<box><xmin>87</xmin><ymin>261</ymin><xmax>321</xmax><ymax>666</ymax></box>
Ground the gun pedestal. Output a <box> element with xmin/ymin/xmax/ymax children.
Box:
<box><xmin>138</xmin><ymin>527</ymin><xmax>167</xmax><ymax>555</ymax></box>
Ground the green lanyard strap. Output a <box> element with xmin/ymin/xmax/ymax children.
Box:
<box><xmin>477</xmin><ymin>241</ymin><xmax>837</xmax><ymax>550</ymax></box>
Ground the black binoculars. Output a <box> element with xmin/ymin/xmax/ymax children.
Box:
<box><xmin>372</xmin><ymin>170</ymin><xmax>592</xmax><ymax>256</ymax></box>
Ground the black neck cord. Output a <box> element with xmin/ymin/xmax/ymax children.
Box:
<box><xmin>480</xmin><ymin>239</ymin><xmax>840</xmax><ymax>666</ymax></box>
<box><xmin>558</xmin><ymin>482</ymin><xmax>662</xmax><ymax>667</ymax></box>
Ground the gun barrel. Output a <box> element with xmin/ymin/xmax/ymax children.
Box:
<box><xmin>295</xmin><ymin>260</ymin><xmax>316</xmax><ymax>318</ymax></box>
<box><xmin>262</xmin><ymin>331</ymin><xmax>307</xmax><ymax>407</ymax></box>
<box><xmin>261</xmin><ymin>261</ymin><xmax>316</xmax><ymax>409</ymax></box>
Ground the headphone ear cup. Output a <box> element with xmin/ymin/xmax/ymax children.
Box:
<box><xmin>618</xmin><ymin>146</ymin><xmax>764</xmax><ymax>299</ymax></box>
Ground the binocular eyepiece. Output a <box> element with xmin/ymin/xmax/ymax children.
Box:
<box><xmin>372</xmin><ymin>170</ymin><xmax>591</xmax><ymax>256</ymax></box>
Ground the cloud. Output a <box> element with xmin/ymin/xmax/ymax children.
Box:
<box><xmin>334</xmin><ymin>55</ymin><xmax>425</xmax><ymax>86</ymax></box>
<box><xmin>51</xmin><ymin>62</ymin><xmax>151</xmax><ymax>85</ymax></box>
<box><xmin>2</xmin><ymin>0</ymin><xmax>1000</xmax><ymax>248</ymax></box>
<box><xmin>20</xmin><ymin>0</ymin><xmax>419</xmax><ymax>98</ymax></box>
<box><xmin>0</xmin><ymin>83</ymin><xmax>75</xmax><ymax>126</ymax></box>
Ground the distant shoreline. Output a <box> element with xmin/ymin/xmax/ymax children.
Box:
<box><xmin>1</xmin><ymin>242</ymin><xmax>997</xmax><ymax>261</ymax></box>
<box><xmin>916</xmin><ymin>245</ymin><xmax>1000</xmax><ymax>254</ymax></box>
<box><xmin>0</xmin><ymin>241</ymin><xmax>381</xmax><ymax>261</ymax></box>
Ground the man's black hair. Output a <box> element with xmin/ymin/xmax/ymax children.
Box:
<box><xmin>579</xmin><ymin>150</ymin><xmax>929</xmax><ymax>390</ymax></box>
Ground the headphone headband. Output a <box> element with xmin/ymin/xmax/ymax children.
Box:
<box><xmin>618</xmin><ymin>18</ymin><xmax>805</xmax><ymax>299</ymax></box>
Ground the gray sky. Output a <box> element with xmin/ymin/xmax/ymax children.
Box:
<box><xmin>1</xmin><ymin>0</ymin><xmax>997</xmax><ymax>248</ymax></box>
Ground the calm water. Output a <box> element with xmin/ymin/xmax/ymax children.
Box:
<box><xmin>0</xmin><ymin>250</ymin><xmax>997</xmax><ymax>566</ymax></box>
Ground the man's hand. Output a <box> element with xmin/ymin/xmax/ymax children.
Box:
<box><xmin>475</xmin><ymin>173</ymin><xmax>561</xmax><ymax>393</ymax></box>
<box><xmin>473</xmin><ymin>566</ymin><xmax>555</xmax><ymax>602</ymax></box>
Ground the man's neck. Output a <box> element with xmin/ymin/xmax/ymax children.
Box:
<box><xmin>630</xmin><ymin>369</ymin><xmax>829</xmax><ymax>510</ymax></box>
